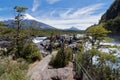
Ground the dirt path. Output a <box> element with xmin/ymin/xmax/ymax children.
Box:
<box><xmin>28</xmin><ymin>51</ymin><xmax>57</xmax><ymax>80</ymax></box>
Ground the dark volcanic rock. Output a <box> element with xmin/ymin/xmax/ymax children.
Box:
<box><xmin>0</xmin><ymin>41</ymin><xmax>10</xmax><ymax>48</ymax></box>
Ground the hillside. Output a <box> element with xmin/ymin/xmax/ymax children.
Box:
<box><xmin>100</xmin><ymin>0</ymin><xmax>120</xmax><ymax>33</ymax></box>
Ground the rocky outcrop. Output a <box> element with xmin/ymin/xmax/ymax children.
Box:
<box><xmin>0</xmin><ymin>41</ymin><xmax>10</xmax><ymax>48</ymax></box>
<box><xmin>41</xmin><ymin>67</ymin><xmax>74</xmax><ymax>80</ymax></box>
<box><xmin>28</xmin><ymin>51</ymin><xmax>74</xmax><ymax>80</ymax></box>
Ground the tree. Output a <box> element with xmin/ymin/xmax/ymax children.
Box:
<box><xmin>86</xmin><ymin>24</ymin><xmax>110</xmax><ymax>48</ymax></box>
<box><xmin>14</xmin><ymin>6</ymin><xmax>28</xmax><ymax>58</ymax></box>
<box><xmin>73</xmin><ymin>25</ymin><xmax>119</xmax><ymax>80</ymax></box>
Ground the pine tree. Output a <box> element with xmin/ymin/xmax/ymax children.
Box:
<box><xmin>14</xmin><ymin>6</ymin><xmax>28</xmax><ymax>58</ymax></box>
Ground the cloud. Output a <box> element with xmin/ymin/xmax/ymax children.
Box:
<box><xmin>32</xmin><ymin>3</ymin><xmax>104</xmax><ymax>30</ymax></box>
<box><xmin>0</xmin><ymin>8</ymin><xmax>8</xmax><ymax>11</ymax></box>
<box><xmin>32</xmin><ymin>0</ymin><xmax>40</xmax><ymax>12</ymax></box>
<box><xmin>46</xmin><ymin>0</ymin><xmax>61</xmax><ymax>4</ymax></box>
<box><xmin>60</xmin><ymin>3</ymin><xmax>104</xmax><ymax>19</ymax></box>
<box><xmin>38</xmin><ymin>14</ymin><xmax>102</xmax><ymax>30</ymax></box>
<box><xmin>0</xmin><ymin>16</ymin><xmax>13</xmax><ymax>21</ymax></box>
<box><xmin>32</xmin><ymin>0</ymin><xmax>61</xmax><ymax>12</ymax></box>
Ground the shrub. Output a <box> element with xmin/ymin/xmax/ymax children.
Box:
<box><xmin>17</xmin><ymin>58</ymin><xmax>29</xmax><ymax>70</ymax></box>
<box><xmin>0</xmin><ymin>58</ymin><xmax>29</xmax><ymax>80</ymax></box>
<box><xmin>49</xmin><ymin>55</ymin><xmax>55</xmax><ymax>66</ymax></box>
<box><xmin>49</xmin><ymin>47</ymin><xmax>73</xmax><ymax>68</ymax></box>
<box><xmin>20</xmin><ymin>43</ymin><xmax>42</xmax><ymax>63</ymax></box>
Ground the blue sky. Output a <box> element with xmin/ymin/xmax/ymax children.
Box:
<box><xmin>0</xmin><ymin>0</ymin><xmax>114</xmax><ymax>30</ymax></box>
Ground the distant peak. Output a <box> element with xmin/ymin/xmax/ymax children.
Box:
<box><xmin>71</xmin><ymin>26</ymin><xmax>77</xmax><ymax>28</ymax></box>
<box><xmin>69</xmin><ymin>26</ymin><xmax>79</xmax><ymax>30</ymax></box>
<box><xmin>65</xmin><ymin>26</ymin><xmax>80</xmax><ymax>30</ymax></box>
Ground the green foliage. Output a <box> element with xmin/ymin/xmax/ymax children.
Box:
<box><xmin>14</xmin><ymin>6</ymin><xmax>28</xmax><ymax>13</ymax></box>
<box><xmin>0</xmin><ymin>6</ymin><xmax>39</xmax><ymax>63</ymax></box>
<box><xmin>75</xmin><ymin>47</ymin><xmax>119</xmax><ymax>79</ymax></box>
<box><xmin>0</xmin><ymin>27</ymin><xmax>84</xmax><ymax>38</ymax></box>
<box><xmin>100</xmin><ymin>0</ymin><xmax>120</xmax><ymax>22</ymax></box>
<box><xmin>49</xmin><ymin>55</ymin><xmax>55</xmax><ymax>66</ymax></box>
<box><xmin>99</xmin><ymin>0</ymin><xmax>120</xmax><ymax>33</ymax></box>
<box><xmin>0</xmin><ymin>21</ymin><xmax>6</xmax><ymax>26</ymax></box>
<box><xmin>20</xmin><ymin>43</ymin><xmax>42</xmax><ymax>63</ymax></box>
<box><xmin>86</xmin><ymin>25</ymin><xmax>110</xmax><ymax>48</ymax></box>
<box><xmin>0</xmin><ymin>6</ymin><xmax>42</xmax><ymax>63</ymax></box>
<box><xmin>0</xmin><ymin>58</ymin><xmax>29</xmax><ymax>80</ymax></box>
<box><xmin>49</xmin><ymin>47</ymin><xmax>73</xmax><ymax>68</ymax></box>
<box><xmin>13</xmin><ymin>6</ymin><xmax>28</xmax><ymax>59</ymax></box>
<box><xmin>86</xmin><ymin>25</ymin><xmax>110</xmax><ymax>38</ymax></box>
<box><xmin>0</xmin><ymin>27</ymin><xmax>15</xmax><ymax>39</ymax></box>
<box><xmin>75</xmin><ymin>38</ymin><xmax>119</xmax><ymax>79</ymax></box>
<box><xmin>104</xmin><ymin>16</ymin><xmax>120</xmax><ymax>33</ymax></box>
<box><xmin>88</xmin><ymin>49</ymin><xmax>116</xmax><ymax>64</ymax></box>
<box><xmin>98</xmin><ymin>52</ymin><xmax>116</xmax><ymax>63</ymax></box>
<box><xmin>76</xmin><ymin>43</ymin><xmax>84</xmax><ymax>53</ymax></box>
<box><xmin>31</xmin><ymin>29</ymin><xmax>84</xmax><ymax>37</ymax></box>
<box><xmin>88</xmin><ymin>49</ymin><xmax>100</xmax><ymax>56</ymax></box>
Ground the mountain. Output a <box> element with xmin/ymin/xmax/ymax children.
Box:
<box><xmin>100</xmin><ymin>0</ymin><xmax>120</xmax><ymax>23</ymax></box>
<box><xmin>66</xmin><ymin>27</ymin><xmax>80</xmax><ymax>30</ymax></box>
<box><xmin>3</xmin><ymin>14</ymin><xmax>56</xmax><ymax>29</ymax></box>
<box><xmin>100</xmin><ymin>0</ymin><xmax>120</xmax><ymax>33</ymax></box>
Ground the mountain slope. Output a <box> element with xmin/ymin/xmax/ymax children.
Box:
<box><xmin>4</xmin><ymin>14</ymin><xmax>56</xmax><ymax>29</ymax></box>
<box><xmin>100</xmin><ymin>0</ymin><xmax>120</xmax><ymax>33</ymax></box>
<box><xmin>100</xmin><ymin>0</ymin><xmax>120</xmax><ymax>23</ymax></box>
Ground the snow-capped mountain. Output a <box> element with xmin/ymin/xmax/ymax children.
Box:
<box><xmin>23</xmin><ymin>14</ymin><xmax>37</xmax><ymax>20</ymax></box>
<box><xmin>4</xmin><ymin>14</ymin><xmax>56</xmax><ymax>29</ymax></box>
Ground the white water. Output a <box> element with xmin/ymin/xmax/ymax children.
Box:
<box><xmin>32</xmin><ymin>37</ymin><xmax>47</xmax><ymax>43</ymax></box>
<box><xmin>85</xmin><ymin>40</ymin><xmax>120</xmax><ymax>69</ymax></box>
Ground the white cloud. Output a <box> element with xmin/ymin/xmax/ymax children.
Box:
<box><xmin>46</xmin><ymin>0</ymin><xmax>61</xmax><ymax>4</ymax></box>
<box><xmin>0</xmin><ymin>8</ymin><xmax>8</xmax><ymax>11</ymax></box>
<box><xmin>0</xmin><ymin>16</ymin><xmax>13</xmax><ymax>21</ymax></box>
<box><xmin>32</xmin><ymin>0</ymin><xmax>40</xmax><ymax>12</ymax></box>
<box><xmin>35</xmin><ymin>3</ymin><xmax>104</xmax><ymax>30</ymax></box>
<box><xmin>60</xmin><ymin>3</ymin><xmax>104</xmax><ymax>19</ymax></box>
<box><xmin>38</xmin><ymin>14</ymin><xmax>102</xmax><ymax>30</ymax></box>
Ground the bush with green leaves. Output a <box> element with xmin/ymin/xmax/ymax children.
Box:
<box><xmin>20</xmin><ymin>43</ymin><xmax>42</xmax><ymax>63</ymax></box>
<box><xmin>75</xmin><ymin>48</ymin><xmax>120</xmax><ymax>80</ymax></box>
<box><xmin>49</xmin><ymin>47</ymin><xmax>73</xmax><ymax>68</ymax></box>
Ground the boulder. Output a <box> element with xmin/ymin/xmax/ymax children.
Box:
<box><xmin>41</xmin><ymin>67</ymin><xmax>74</xmax><ymax>80</ymax></box>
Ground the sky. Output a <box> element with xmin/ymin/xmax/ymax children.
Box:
<box><xmin>0</xmin><ymin>0</ymin><xmax>114</xmax><ymax>30</ymax></box>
